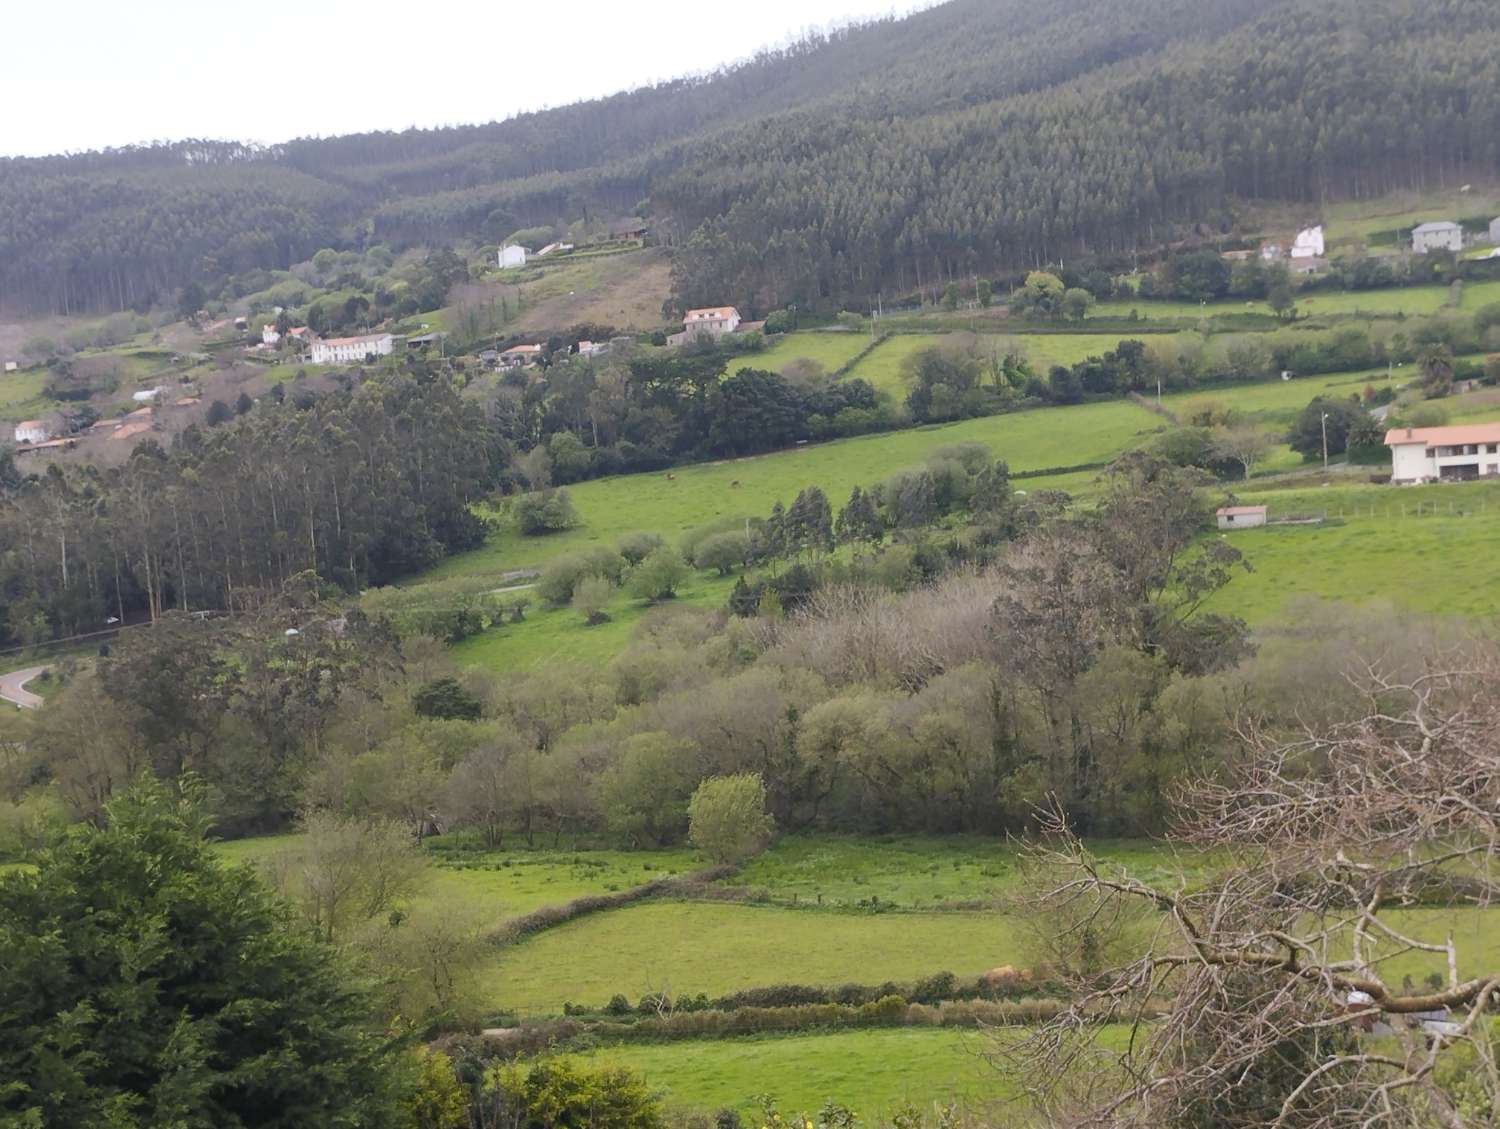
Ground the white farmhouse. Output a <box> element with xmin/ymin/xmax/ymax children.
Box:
<box><xmin>1385</xmin><ymin>422</ymin><xmax>1500</xmax><ymax>483</ymax></box>
<box><xmin>1412</xmin><ymin>221</ymin><xmax>1463</xmax><ymax>254</ymax></box>
<box><xmin>1290</xmin><ymin>225</ymin><xmax>1324</xmax><ymax>259</ymax></box>
<box><xmin>499</xmin><ymin>245</ymin><xmax>528</xmax><ymax>270</ymax></box>
<box><xmin>668</xmin><ymin>306</ymin><xmax>743</xmax><ymax>346</ymax></box>
<box><xmin>1216</xmin><ymin>505</ymin><xmax>1267</xmax><ymax>530</ymax></box>
<box><xmin>262</xmin><ymin>324</ymin><xmax>281</xmax><ymax>345</ymax></box>
<box><xmin>13</xmin><ymin>419</ymin><xmax>51</xmax><ymax>445</ymax></box>
<box><xmin>309</xmin><ymin>333</ymin><xmax>395</xmax><ymax>365</ymax></box>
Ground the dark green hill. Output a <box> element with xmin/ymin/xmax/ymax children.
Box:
<box><xmin>2</xmin><ymin>0</ymin><xmax>1496</xmax><ymax>315</ymax></box>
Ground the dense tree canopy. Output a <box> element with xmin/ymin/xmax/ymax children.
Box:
<box><xmin>0</xmin><ymin>778</ymin><xmax>403</xmax><ymax>1127</ymax></box>
<box><xmin>4</xmin><ymin>0</ymin><xmax>1499</xmax><ymax>315</ymax></box>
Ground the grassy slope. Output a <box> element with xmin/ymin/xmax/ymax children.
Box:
<box><xmin>731</xmin><ymin>333</ymin><xmax>874</xmax><ymax>377</ymax></box>
<box><xmin>1206</xmin><ymin>479</ymin><xmax>1500</xmax><ymax>623</ymax></box>
<box><xmin>425</xmin><ymin>399</ymin><xmax>1163</xmax><ymax>583</ymax></box>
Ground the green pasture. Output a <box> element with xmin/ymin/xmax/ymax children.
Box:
<box><xmin>728</xmin><ymin>834</ymin><xmax>1208</xmax><ymax>908</ymax></box>
<box><xmin>0</xmin><ymin>367</ymin><xmax>50</xmax><ymax>419</ymax></box>
<box><xmin>576</xmin><ymin>1028</ymin><xmax>1021</xmax><ymax>1120</ymax></box>
<box><xmin>1460</xmin><ymin>278</ymin><xmax>1500</xmax><ymax>310</ymax></box>
<box><xmin>731</xmin><ymin>332</ymin><xmax>874</xmax><ymax>378</ymax></box>
<box><xmin>215</xmin><ymin>833</ymin><xmax>702</xmax><ymax>918</ymax></box>
<box><xmin>1293</xmin><ymin>286</ymin><xmax>1451</xmax><ymax>318</ymax></box>
<box><xmin>422</xmin><ymin>399</ymin><xmax>1164</xmax><ymax>583</ymax></box>
<box><xmin>1207</xmin><ymin>512</ymin><xmax>1500</xmax><ymax>623</ymax></box>
<box><xmin>450</xmin><ymin>572</ymin><xmax>738</xmax><ymax>672</ymax></box>
<box><xmin>842</xmin><ymin>334</ymin><xmax>944</xmax><ymax>395</ymax></box>
<box><xmin>485</xmin><ymin>902</ymin><xmax>1017</xmax><ymax>1013</ymax></box>
<box><xmin>1163</xmin><ymin>371</ymin><xmax>1389</xmax><ymax>422</ymax></box>
<box><xmin>846</xmin><ymin>333</ymin><xmax>1174</xmax><ymax>396</ymax></box>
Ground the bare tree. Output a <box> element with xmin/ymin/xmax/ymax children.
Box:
<box><xmin>1213</xmin><ymin>424</ymin><xmax>1274</xmax><ymax>481</ymax></box>
<box><xmin>1006</xmin><ymin>651</ymin><xmax>1500</xmax><ymax>1129</ymax></box>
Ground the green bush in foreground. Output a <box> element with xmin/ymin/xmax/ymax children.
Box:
<box><xmin>0</xmin><ymin>777</ymin><xmax>405</xmax><ymax>1127</ymax></box>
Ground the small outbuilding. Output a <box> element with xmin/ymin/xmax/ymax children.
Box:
<box><xmin>1216</xmin><ymin>505</ymin><xmax>1267</xmax><ymax>530</ymax></box>
<box><xmin>1490</xmin><ymin>217</ymin><xmax>1500</xmax><ymax>245</ymax></box>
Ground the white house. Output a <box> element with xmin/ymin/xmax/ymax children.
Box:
<box><xmin>1412</xmin><ymin>221</ymin><xmax>1463</xmax><ymax>254</ymax></box>
<box><xmin>1386</xmin><ymin>422</ymin><xmax>1500</xmax><ymax>483</ymax></box>
<box><xmin>577</xmin><ymin>340</ymin><xmax>608</xmax><ymax>358</ymax></box>
<box><xmin>262</xmin><ymin>324</ymin><xmax>281</xmax><ymax>345</ymax></box>
<box><xmin>668</xmin><ymin>306</ymin><xmax>743</xmax><ymax>346</ymax></box>
<box><xmin>1216</xmin><ymin>505</ymin><xmax>1267</xmax><ymax>530</ymax></box>
<box><xmin>1490</xmin><ymin>217</ymin><xmax>1500</xmax><ymax>245</ymax></box>
<box><xmin>499</xmin><ymin>245</ymin><xmax>528</xmax><ymax>270</ymax></box>
<box><xmin>309</xmin><ymin>333</ymin><xmax>395</xmax><ymax>365</ymax></box>
<box><xmin>4</xmin><ymin>361</ymin><xmax>17</xmax><ymax>373</ymax></box>
<box><xmin>1290</xmin><ymin>225</ymin><xmax>1324</xmax><ymax>259</ymax></box>
<box><xmin>13</xmin><ymin>419</ymin><xmax>51</xmax><ymax>445</ymax></box>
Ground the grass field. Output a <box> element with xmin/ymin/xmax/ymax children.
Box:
<box><xmin>1208</xmin><ymin>511</ymin><xmax>1500</xmax><ymax>623</ymax></box>
<box><xmin>0</xmin><ymin>367</ymin><xmax>49</xmax><ymax>419</ymax></box>
<box><xmin>216</xmin><ymin>833</ymin><xmax>702</xmax><ymax>917</ymax></box>
<box><xmin>727</xmin><ymin>834</ymin><xmax>1207</xmax><ymax>908</ymax></box>
<box><xmin>731</xmin><ymin>333</ymin><xmax>874</xmax><ymax>378</ymax></box>
<box><xmin>577</xmin><ymin>1028</ymin><xmax>1018</xmax><ymax>1120</ymax></box>
<box><xmin>1091</xmin><ymin>285</ymin><xmax>1453</xmax><ymax>322</ymax></box>
<box><xmin>845</xmin><ymin>333</ymin><xmax>1181</xmax><ymax>396</ymax></box>
<box><xmin>422</xmin><ymin>399</ymin><xmax>1163</xmax><ymax>584</ymax></box>
<box><xmin>449</xmin><ymin>572</ymin><xmax>738</xmax><ymax>671</ymax></box>
<box><xmin>486</xmin><ymin>902</ymin><xmax>1018</xmax><ymax>1013</ymax></box>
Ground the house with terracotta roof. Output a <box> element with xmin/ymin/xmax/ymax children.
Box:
<box><xmin>668</xmin><ymin>306</ymin><xmax>743</xmax><ymax>347</ymax></box>
<box><xmin>499</xmin><ymin>344</ymin><xmax>543</xmax><ymax>369</ymax></box>
<box><xmin>1385</xmin><ymin>422</ymin><xmax>1500</xmax><ymax>483</ymax></box>
<box><xmin>308</xmin><ymin>332</ymin><xmax>394</xmax><ymax>365</ymax></box>
<box><xmin>13</xmin><ymin>420</ymin><xmax>52</xmax><ymax>445</ymax></box>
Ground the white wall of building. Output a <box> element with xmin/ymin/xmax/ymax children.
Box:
<box><xmin>309</xmin><ymin>334</ymin><xmax>394</xmax><ymax>365</ymax></box>
<box><xmin>1291</xmin><ymin>225</ymin><xmax>1324</xmax><ymax>258</ymax></box>
<box><xmin>1413</xmin><ymin>224</ymin><xmax>1463</xmax><ymax>254</ymax></box>
<box><xmin>13</xmin><ymin>421</ymin><xmax>51</xmax><ymax>444</ymax></box>
<box><xmin>499</xmin><ymin>245</ymin><xmax>528</xmax><ymax>269</ymax></box>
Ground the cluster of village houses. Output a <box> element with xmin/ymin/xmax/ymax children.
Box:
<box><xmin>10</xmin><ymin>212</ymin><xmax>1500</xmax><ymax>469</ymax></box>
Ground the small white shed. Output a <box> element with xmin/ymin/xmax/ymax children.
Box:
<box><xmin>499</xmin><ymin>245</ymin><xmax>528</xmax><ymax>270</ymax></box>
<box><xmin>1217</xmin><ymin>505</ymin><xmax>1267</xmax><ymax>530</ymax></box>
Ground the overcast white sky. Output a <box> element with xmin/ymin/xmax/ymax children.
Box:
<box><xmin>3</xmin><ymin>0</ymin><xmax>929</xmax><ymax>158</ymax></box>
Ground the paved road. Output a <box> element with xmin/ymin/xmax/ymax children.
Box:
<box><xmin>0</xmin><ymin>666</ymin><xmax>48</xmax><ymax>710</ymax></box>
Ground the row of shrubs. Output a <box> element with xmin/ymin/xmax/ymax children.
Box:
<box><xmin>475</xmin><ymin>996</ymin><xmax>1078</xmax><ymax>1059</ymax></box>
<box><xmin>615</xmin><ymin>996</ymin><xmax>1068</xmax><ymax>1042</ymax></box>
<box><xmin>481</xmin><ymin>865</ymin><xmax>737</xmax><ymax>945</ymax></box>
<box><xmin>564</xmin><ymin>971</ymin><xmax>1063</xmax><ymax>1019</ymax></box>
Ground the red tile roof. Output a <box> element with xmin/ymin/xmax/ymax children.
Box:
<box><xmin>1385</xmin><ymin>423</ymin><xmax>1500</xmax><ymax>446</ymax></box>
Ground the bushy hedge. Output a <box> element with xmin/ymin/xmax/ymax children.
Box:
<box><xmin>481</xmin><ymin>866</ymin><xmax>736</xmax><ymax>945</ymax></box>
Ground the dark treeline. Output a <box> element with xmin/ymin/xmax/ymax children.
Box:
<box><xmin>0</xmin><ymin>370</ymin><xmax>490</xmax><ymax>647</ymax></box>
<box><xmin>5</xmin><ymin>0</ymin><xmax>1499</xmax><ymax>315</ymax></box>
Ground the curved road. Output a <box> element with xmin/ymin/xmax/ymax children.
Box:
<box><xmin>0</xmin><ymin>665</ymin><xmax>48</xmax><ymax>710</ymax></box>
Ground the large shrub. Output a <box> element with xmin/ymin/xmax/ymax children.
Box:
<box><xmin>687</xmin><ymin>773</ymin><xmax>775</xmax><ymax>863</ymax></box>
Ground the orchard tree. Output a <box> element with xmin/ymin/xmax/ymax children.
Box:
<box><xmin>628</xmin><ymin>548</ymin><xmax>690</xmax><ymax>601</ymax></box>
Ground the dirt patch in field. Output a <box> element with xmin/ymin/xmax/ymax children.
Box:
<box><xmin>509</xmin><ymin>248</ymin><xmax>674</xmax><ymax>334</ymax></box>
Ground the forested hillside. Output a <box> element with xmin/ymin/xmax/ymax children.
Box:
<box><xmin>3</xmin><ymin>0</ymin><xmax>1499</xmax><ymax>316</ymax></box>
